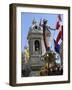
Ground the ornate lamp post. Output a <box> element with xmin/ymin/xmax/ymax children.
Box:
<box><xmin>42</xmin><ymin>51</ymin><xmax>56</xmax><ymax>75</ymax></box>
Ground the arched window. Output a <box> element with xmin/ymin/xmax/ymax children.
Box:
<box><xmin>35</xmin><ymin>25</ymin><xmax>38</xmax><ymax>29</ymax></box>
<box><xmin>34</xmin><ymin>40</ymin><xmax>40</xmax><ymax>51</ymax></box>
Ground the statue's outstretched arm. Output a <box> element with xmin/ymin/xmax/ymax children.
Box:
<box><xmin>48</xmin><ymin>26</ymin><xmax>56</xmax><ymax>30</ymax></box>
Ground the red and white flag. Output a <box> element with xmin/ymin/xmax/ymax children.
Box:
<box><xmin>55</xmin><ymin>14</ymin><xmax>63</xmax><ymax>44</ymax></box>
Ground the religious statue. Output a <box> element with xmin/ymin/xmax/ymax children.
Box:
<box><xmin>40</xmin><ymin>19</ymin><xmax>55</xmax><ymax>51</ymax></box>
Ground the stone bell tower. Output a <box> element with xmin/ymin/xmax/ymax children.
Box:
<box><xmin>27</xmin><ymin>19</ymin><xmax>45</xmax><ymax>70</ymax></box>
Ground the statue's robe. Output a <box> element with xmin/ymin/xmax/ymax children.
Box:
<box><xmin>43</xmin><ymin>24</ymin><xmax>51</xmax><ymax>51</ymax></box>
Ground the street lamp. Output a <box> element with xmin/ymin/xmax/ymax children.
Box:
<box><xmin>46</xmin><ymin>53</ymin><xmax>49</xmax><ymax>75</ymax></box>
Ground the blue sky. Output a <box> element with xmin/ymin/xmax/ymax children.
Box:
<box><xmin>21</xmin><ymin>12</ymin><xmax>63</xmax><ymax>52</ymax></box>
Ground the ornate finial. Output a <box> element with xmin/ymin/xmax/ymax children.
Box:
<box><xmin>32</xmin><ymin>18</ymin><xmax>37</xmax><ymax>25</ymax></box>
<box><xmin>39</xmin><ymin>18</ymin><xmax>42</xmax><ymax>26</ymax></box>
